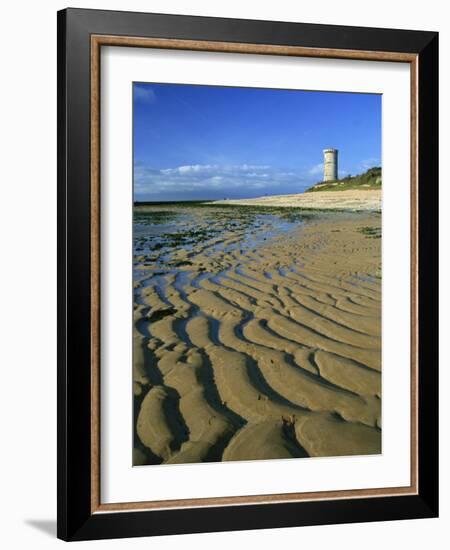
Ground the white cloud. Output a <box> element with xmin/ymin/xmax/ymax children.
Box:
<box><xmin>161</xmin><ymin>164</ymin><xmax>271</xmax><ymax>176</ymax></box>
<box><xmin>134</xmin><ymin>85</ymin><xmax>156</xmax><ymax>104</ymax></box>
<box><xmin>161</xmin><ymin>164</ymin><xmax>213</xmax><ymax>175</ymax></box>
<box><xmin>134</xmin><ymin>163</ymin><xmax>310</xmax><ymax>198</ymax></box>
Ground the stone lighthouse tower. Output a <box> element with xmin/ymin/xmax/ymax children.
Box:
<box><xmin>323</xmin><ymin>148</ymin><xmax>338</xmax><ymax>182</ymax></box>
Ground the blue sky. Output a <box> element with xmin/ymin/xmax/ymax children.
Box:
<box><xmin>133</xmin><ymin>82</ymin><xmax>381</xmax><ymax>201</ymax></box>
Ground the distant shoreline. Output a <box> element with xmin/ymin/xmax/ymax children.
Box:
<box><xmin>209</xmin><ymin>189</ymin><xmax>381</xmax><ymax>211</ymax></box>
<box><xmin>134</xmin><ymin>189</ymin><xmax>381</xmax><ymax>212</ymax></box>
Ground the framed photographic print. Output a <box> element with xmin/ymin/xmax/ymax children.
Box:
<box><xmin>57</xmin><ymin>8</ymin><xmax>438</xmax><ymax>541</ymax></box>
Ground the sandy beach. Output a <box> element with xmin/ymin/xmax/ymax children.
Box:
<box><xmin>211</xmin><ymin>189</ymin><xmax>381</xmax><ymax>211</ymax></box>
<box><xmin>133</xmin><ymin>205</ymin><xmax>381</xmax><ymax>465</ymax></box>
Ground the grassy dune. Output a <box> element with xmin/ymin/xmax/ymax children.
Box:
<box><xmin>305</xmin><ymin>166</ymin><xmax>382</xmax><ymax>193</ymax></box>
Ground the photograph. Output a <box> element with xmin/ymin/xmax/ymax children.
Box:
<box><xmin>132</xmin><ymin>82</ymin><xmax>383</xmax><ymax>466</ymax></box>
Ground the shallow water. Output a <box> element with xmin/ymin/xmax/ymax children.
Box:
<box><xmin>133</xmin><ymin>204</ymin><xmax>310</xmax><ymax>280</ymax></box>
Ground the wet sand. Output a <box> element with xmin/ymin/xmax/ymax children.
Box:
<box><xmin>133</xmin><ymin>206</ymin><xmax>382</xmax><ymax>465</ymax></box>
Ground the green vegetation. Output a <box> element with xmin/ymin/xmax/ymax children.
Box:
<box><xmin>135</xmin><ymin>202</ymin><xmax>330</xmax><ymax>218</ymax></box>
<box><xmin>133</xmin><ymin>210</ymin><xmax>180</xmax><ymax>225</ymax></box>
<box><xmin>305</xmin><ymin>167</ymin><xmax>381</xmax><ymax>193</ymax></box>
<box><xmin>133</xmin><ymin>205</ymin><xmax>323</xmax><ymax>269</ymax></box>
<box><xmin>357</xmin><ymin>226</ymin><xmax>381</xmax><ymax>239</ymax></box>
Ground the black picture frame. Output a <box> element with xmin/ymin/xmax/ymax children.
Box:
<box><xmin>57</xmin><ymin>7</ymin><xmax>438</xmax><ymax>541</ymax></box>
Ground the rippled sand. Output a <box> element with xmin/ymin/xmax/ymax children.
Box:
<box><xmin>133</xmin><ymin>207</ymin><xmax>382</xmax><ymax>466</ymax></box>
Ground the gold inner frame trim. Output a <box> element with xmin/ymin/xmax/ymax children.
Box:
<box><xmin>90</xmin><ymin>34</ymin><xmax>419</xmax><ymax>514</ymax></box>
